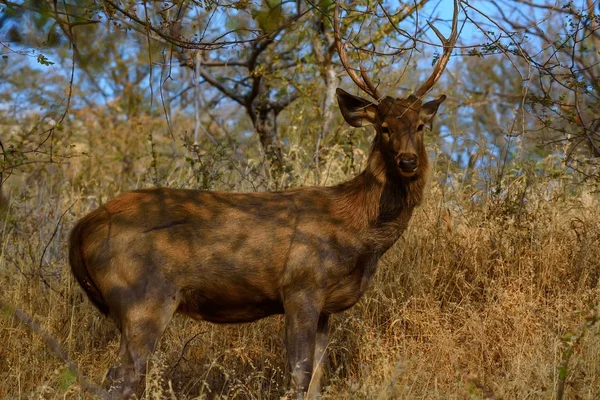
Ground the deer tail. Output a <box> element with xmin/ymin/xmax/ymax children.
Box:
<box><xmin>69</xmin><ymin>216</ymin><xmax>110</xmax><ymax>316</ymax></box>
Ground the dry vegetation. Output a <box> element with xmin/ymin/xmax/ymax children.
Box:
<box><xmin>1</xmin><ymin>114</ymin><xmax>599</xmax><ymax>399</ymax></box>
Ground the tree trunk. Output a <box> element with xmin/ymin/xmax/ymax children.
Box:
<box><xmin>314</xmin><ymin>65</ymin><xmax>338</xmax><ymax>180</ymax></box>
<box><xmin>251</xmin><ymin>104</ymin><xmax>285</xmax><ymax>175</ymax></box>
<box><xmin>319</xmin><ymin>65</ymin><xmax>338</xmax><ymax>146</ymax></box>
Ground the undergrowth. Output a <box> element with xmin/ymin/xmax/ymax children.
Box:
<box><xmin>0</xmin><ymin>115</ymin><xmax>599</xmax><ymax>399</ymax></box>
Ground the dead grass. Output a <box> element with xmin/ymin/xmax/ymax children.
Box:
<box><xmin>0</xmin><ymin>117</ymin><xmax>599</xmax><ymax>399</ymax></box>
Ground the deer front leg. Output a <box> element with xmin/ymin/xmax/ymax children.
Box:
<box><xmin>284</xmin><ymin>293</ymin><xmax>320</xmax><ymax>398</ymax></box>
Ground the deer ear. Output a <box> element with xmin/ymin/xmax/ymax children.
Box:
<box><xmin>420</xmin><ymin>94</ymin><xmax>446</xmax><ymax>130</ymax></box>
<box><xmin>336</xmin><ymin>88</ymin><xmax>377</xmax><ymax>127</ymax></box>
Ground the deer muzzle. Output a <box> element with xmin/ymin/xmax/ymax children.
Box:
<box><xmin>398</xmin><ymin>154</ymin><xmax>419</xmax><ymax>175</ymax></box>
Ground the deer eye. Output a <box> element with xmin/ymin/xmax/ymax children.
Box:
<box><xmin>381</xmin><ymin>126</ymin><xmax>390</xmax><ymax>135</ymax></box>
<box><xmin>416</xmin><ymin>124</ymin><xmax>425</xmax><ymax>132</ymax></box>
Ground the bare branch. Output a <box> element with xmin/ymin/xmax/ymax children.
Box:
<box><xmin>198</xmin><ymin>66</ymin><xmax>247</xmax><ymax>106</ymax></box>
<box><xmin>102</xmin><ymin>0</ymin><xmax>313</xmax><ymax>50</ymax></box>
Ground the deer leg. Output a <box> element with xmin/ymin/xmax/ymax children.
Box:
<box><xmin>106</xmin><ymin>295</ymin><xmax>177</xmax><ymax>398</ymax></box>
<box><xmin>284</xmin><ymin>294</ymin><xmax>320</xmax><ymax>398</ymax></box>
<box><xmin>307</xmin><ymin>313</ymin><xmax>329</xmax><ymax>398</ymax></box>
<box><xmin>106</xmin><ymin>336</ymin><xmax>130</xmax><ymax>393</ymax></box>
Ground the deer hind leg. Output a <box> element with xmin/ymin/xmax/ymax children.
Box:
<box><xmin>307</xmin><ymin>313</ymin><xmax>329</xmax><ymax>398</ymax></box>
<box><xmin>106</xmin><ymin>292</ymin><xmax>178</xmax><ymax>398</ymax></box>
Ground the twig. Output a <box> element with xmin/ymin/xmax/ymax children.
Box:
<box><xmin>168</xmin><ymin>330</ymin><xmax>204</xmax><ymax>374</ymax></box>
<box><xmin>38</xmin><ymin>200</ymin><xmax>78</xmax><ymax>294</ymax></box>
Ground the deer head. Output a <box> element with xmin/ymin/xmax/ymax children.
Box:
<box><xmin>336</xmin><ymin>89</ymin><xmax>446</xmax><ymax>178</ymax></box>
<box><xmin>333</xmin><ymin>1</ymin><xmax>458</xmax><ymax>178</ymax></box>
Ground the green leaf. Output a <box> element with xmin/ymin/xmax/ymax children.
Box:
<box><xmin>60</xmin><ymin>368</ymin><xmax>77</xmax><ymax>391</ymax></box>
<box><xmin>36</xmin><ymin>54</ymin><xmax>54</xmax><ymax>66</ymax></box>
<box><xmin>558</xmin><ymin>364</ymin><xmax>568</xmax><ymax>380</ymax></box>
<box><xmin>252</xmin><ymin>0</ymin><xmax>283</xmax><ymax>33</ymax></box>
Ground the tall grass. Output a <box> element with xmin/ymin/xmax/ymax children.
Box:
<box><xmin>0</xmin><ymin>116</ymin><xmax>599</xmax><ymax>399</ymax></box>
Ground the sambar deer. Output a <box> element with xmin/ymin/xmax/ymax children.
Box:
<box><xmin>69</xmin><ymin>2</ymin><xmax>458</xmax><ymax>397</ymax></box>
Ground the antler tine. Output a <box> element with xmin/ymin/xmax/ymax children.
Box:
<box><xmin>334</xmin><ymin>2</ymin><xmax>381</xmax><ymax>101</ymax></box>
<box><xmin>359</xmin><ymin>67</ymin><xmax>381</xmax><ymax>100</ymax></box>
<box><xmin>414</xmin><ymin>0</ymin><xmax>459</xmax><ymax>98</ymax></box>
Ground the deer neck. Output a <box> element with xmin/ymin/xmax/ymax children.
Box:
<box><xmin>334</xmin><ymin>144</ymin><xmax>428</xmax><ymax>235</ymax></box>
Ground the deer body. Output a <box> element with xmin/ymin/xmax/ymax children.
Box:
<box><xmin>69</xmin><ymin>91</ymin><xmax>445</xmax><ymax>398</ymax></box>
<box><xmin>73</xmin><ymin>143</ymin><xmax>421</xmax><ymax>318</ymax></box>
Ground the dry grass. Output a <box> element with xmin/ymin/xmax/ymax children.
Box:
<box><xmin>0</xmin><ymin>117</ymin><xmax>599</xmax><ymax>399</ymax></box>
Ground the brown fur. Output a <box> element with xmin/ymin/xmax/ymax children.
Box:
<box><xmin>69</xmin><ymin>89</ymin><xmax>446</xmax><ymax>398</ymax></box>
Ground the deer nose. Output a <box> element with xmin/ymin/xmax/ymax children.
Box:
<box><xmin>398</xmin><ymin>155</ymin><xmax>418</xmax><ymax>172</ymax></box>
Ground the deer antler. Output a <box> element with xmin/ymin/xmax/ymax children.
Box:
<box><xmin>414</xmin><ymin>0</ymin><xmax>459</xmax><ymax>98</ymax></box>
<box><xmin>333</xmin><ymin>2</ymin><xmax>381</xmax><ymax>101</ymax></box>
